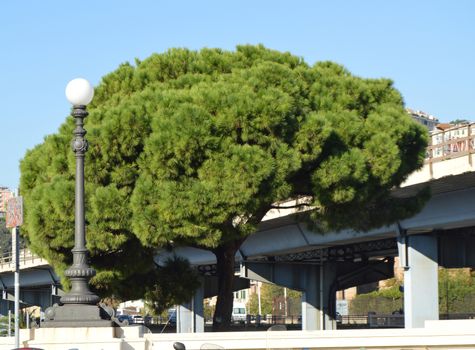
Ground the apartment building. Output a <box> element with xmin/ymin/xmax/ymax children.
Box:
<box><xmin>407</xmin><ymin>108</ymin><xmax>439</xmax><ymax>131</ymax></box>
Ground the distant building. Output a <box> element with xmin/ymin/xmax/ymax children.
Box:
<box><xmin>430</xmin><ymin>122</ymin><xmax>474</xmax><ymax>158</ymax></box>
<box><xmin>116</xmin><ymin>299</ymin><xmax>144</xmax><ymax>316</ymax></box>
<box><xmin>407</xmin><ymin>108</ymin><xmax>439</xmax><ymax>131</ymax></box>
<box><xmin>0</xmin><ymin>187</ymin><xmax>14</xmax><ymax>214</ymax></box>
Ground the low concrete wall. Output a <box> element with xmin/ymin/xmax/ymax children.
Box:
<box><xmin>20</xmin><ymin>327</ymin><xmax>124</xmax><ymax>350</ymax></box>
<box><xmin>402</xmin><ymin>153</ymin><xmax>474</xmax><ymax>187</ymax></box>
<box><xmin>146</xmin><ymin>322</ymin><xmax>475</xmax><ymax>350</ymax></box>
<box><xmin>0</xmin><ymin>326</ymin><xmax>145</xmax><ymax>350</ymax></box>
<box><xmin>0</xmin><ymin>320</ymin><xmax>474</xmax><ymax>349</ymax></box>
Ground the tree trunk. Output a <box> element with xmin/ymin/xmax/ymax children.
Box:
<box><xmin>212</xmin><ymin>240</ymin><xmax>240</xmax><ymax>332</ymax></box>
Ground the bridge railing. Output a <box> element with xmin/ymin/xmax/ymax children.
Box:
<box><xmin>0</xmin><ymin>248</ymin><xmax>48</xmax><ymax>273</ymax></box>
<box><xmin>401</xmin><ymin>123</ymin><xmax>475</xmax><ymax>186</ymax></box>
<box><xmin>426</xmin><ymin>123</ymin><xmax>474</xmax><ymax>163</ymax></box>
<box><xmin>368</xmin><ymin>313</ymin><xmax>404</xmax><ymax>328</ymax></box>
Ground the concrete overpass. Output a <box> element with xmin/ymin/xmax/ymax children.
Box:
<box><xmin>162</xmin><ymin>125</ymin><xmax>475</xmax><ymax>332</ymax></box>
<box><xmin>0</xmin><ymin>249</ymin><xmax>61</xmax><ymax>314</ymax></box>
<box><xmin>2</xmin><ymin>123</ymin><xmax>474</xmax><ymax>331</ymax></box>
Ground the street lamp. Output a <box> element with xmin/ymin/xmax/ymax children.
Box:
<box><xmin>44</xmin><ymin>78</ymin><xmax>112</xmax><ymax>326</ymax></box>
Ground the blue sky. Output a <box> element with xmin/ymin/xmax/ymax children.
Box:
<box><xmin>1</xmin><ymin>0</ymin><xmax>474</xmax><ymax>190</ymax></box>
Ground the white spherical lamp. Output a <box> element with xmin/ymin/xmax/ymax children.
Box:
<box><xmin>65</xmin><ymin>78</ymin><xmax>94</xmax><ymax>106</ymax></box>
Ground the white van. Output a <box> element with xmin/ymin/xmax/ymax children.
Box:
<box><xmin>231</xmin><ymin>302</ymin><xmax>247</xmax><ymax>324</ymax></box>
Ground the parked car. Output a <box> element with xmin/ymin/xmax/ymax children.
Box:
<box><xmin>231</xmin><ymin>302</ymin><xmax>247</xmax><ymax>324</ymax></box>
<box><xmin>117</xmin><ymin>314</ymin><xmax>133</xmax><ymax>325</ymax></box>
<box><xmin>132</xmin><ymin>315</ymin><xmax>144</xmax><ymax>324</ymax></box>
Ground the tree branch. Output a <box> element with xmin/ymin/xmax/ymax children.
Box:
<box><xmin>270</xmin><ymin>202</ymin><xmax>312</xmax><ymax>209</ymax></box>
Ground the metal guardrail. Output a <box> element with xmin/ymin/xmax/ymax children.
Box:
<box><xmin>245</xmin><ymin>314</ymin><xmax>302</xmax><ymax>325</ymax></box>
<box><xmin>224</xmin><ymin>313</ymin><xmax>475</xmax><ymax>329</ymax></box>
<box><xmin>0</xmin><ymin>247</ymin><xmax>47</xmax><ymax>272</ymax></box>
<box><xmin>368</xmin><ymin>314</ymin><xmax>404</xmax><ymax>328</ymax></box>
<box><xmin>338</xmin><ymin>314</ymin><xmax>369</xmax><ymax>325</ymax></box>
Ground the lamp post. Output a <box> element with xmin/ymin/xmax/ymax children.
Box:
<box><xmin>61</xmin><ymin>78</ymin><xmax>99</xmax><ymax>306</ymax></box>
<box><xmin>44</xmin><ymin>78</ymin><xmax>112</xmax><ymax>326</ymax></box>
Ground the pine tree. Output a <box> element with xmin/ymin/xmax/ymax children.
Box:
<box><xmin>20</xmin><ymin>45</ymin><xmax>429</xmax><ymax>330</ymax></box>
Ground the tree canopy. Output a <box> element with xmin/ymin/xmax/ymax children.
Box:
<box><xmin>20</xmin><ymin>45</ymin><xmax>428</xmax><ymax>326</ymax></box>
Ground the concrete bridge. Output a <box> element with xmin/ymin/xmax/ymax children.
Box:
<box><xmin>163</xmin><ymin>124</ymin><xmax>475</xmax><ymax>332</ymax></box>
<box><xmin>0</xmin><ymin>248</ymin><xmax>60</xmax><ymax>314</ymax></box>
<box><xmin>1</xmin><ymin>123</ymin><xmax>474</xmax><ymax>332</ymax></box>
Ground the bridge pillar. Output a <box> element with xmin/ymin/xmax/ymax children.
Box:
<box><xmin>242</xmin><ymin>260</ymin><xmax>338</xmax><ymax>330</ymax></box>
<box><xmin>177</xmin><ymin>278</ymin><xmax>204</xmax><ymax>333</ymax></box>
<box><xmin>302</xmin><ymin>263</ymin><xmax>337</xmax><ymax>330</ymax></box>
<box><xmin>402</xmin><ymin>234</ymin><xmax>439</xmax><ymax>328</ymax></box>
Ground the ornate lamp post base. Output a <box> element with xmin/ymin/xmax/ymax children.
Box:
<box><xmin>43</xmin><ymin>304</ymin><xmax>115</xmax><ymax>327</ymax></box>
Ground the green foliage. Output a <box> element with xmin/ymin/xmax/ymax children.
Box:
<box><xmin>439</xmin><ymin>269</ymin><xmax>475</xmax><ymax>314</ymax></box>
<box><xmin>350</xmin><ymin>294</ymin><xmax>403</xmax><ymax>315</ymax></box>
<box><xmin>248</xmin><ymin>284</ymin><xmax>276</xmax><ymax>315</ymax></box>
<box><xmin>350</xmin><ymin>280</ymin><xmax>403</xmax><ymax>314</ymax></box>
<box><xmin>247</xmin><ymin>283</ymin><xmax>301</xmax><ymax>315</ymax></box>
<box><xmin>0</xmin><ymin>217</ymin><xmax>8</xmax><ymax>234</ymax></box>
<box><xmin>20</xmin><ymin>45</ymin><xmax>429</xmax><ymax>307</ymax></box>
<box><xmin>350</xmin><ymin>270</ymin><xmax>475</xmax><ymax>315</ymax></box>
<box><xmin>449</xmin><ymin>119</ymin><xmax>470</xmax><ymax>124</ymax></box>
<box><xmin>0</xmin><ymin>314</ymin><xmax>11</xmax><ymax>336</ymax></box>
<box><xmin>144</xmin><ymin>256</ymin><xmax>201</xmax><ymax>315</ymax></box>
<box><xmin>0</xmin><ymin>217</ymin><xmax>24</xmax><ymax>257</ymax></box>
<box><xmin>204</xmin><ymin>300</ymin><xmax>216</xmax><ymax>320</ymax></box>
<box><xmin>0</xmin><ymin>218</ymin><xmax>11</xmax><ymax>256</ymax></box>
